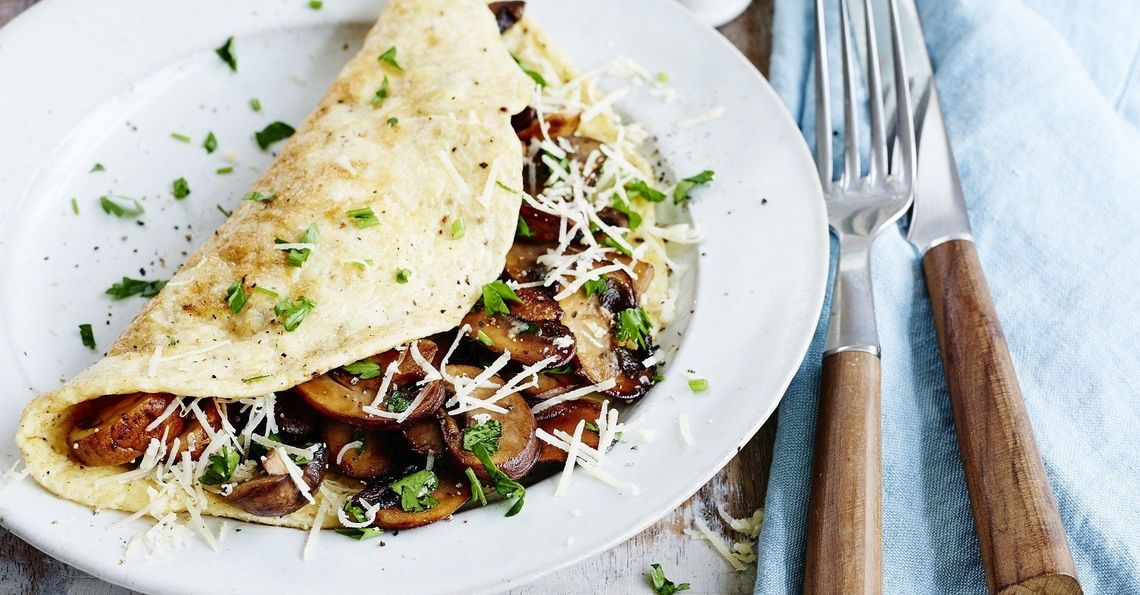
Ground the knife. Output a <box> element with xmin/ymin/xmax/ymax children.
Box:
<box><xmin>892</xmin><ymin>3</ymin><xmax>1083</xmax><ymax>594</ymax></box>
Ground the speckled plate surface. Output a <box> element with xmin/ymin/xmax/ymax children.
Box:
<box><xmin>0</xmin><ymin>0</ymin><xmax>827</xmax><ymax>593</ymax></box>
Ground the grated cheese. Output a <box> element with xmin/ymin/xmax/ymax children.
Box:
<box><xmin>0</xmin><ymin>461</ymin><xmax>30</xmax><ymax>495</ymax></box>
<box><xmin>436</xmin><ymin>149</ymin><xmax>470</xmax><ymax>196</ymax></box>
<box><xmin>679</xmin><ymin>106</ymin><xmax>725</xmax><ymax>129</ymax></box>
<box><xmin>679</xmin><ymin>412</ymin><xmax>695</xmax><ymax>446</ymax></box>
<box><xmin>336</xmin><ymin>441</ymin><xmax>364</xmax><ymax>465</ymax></box>
<box><xmin>531</xmin><ymin>378</ymin><xmax>617</xmax><ymax>415</ymax></box>
<box><xmin>688</xmin><ymin>514</ymin><xmax>748</xmax><ymax>571</ymax></box>
<box><xmin>555</xmin><ymin>420</ymin><xmax>586</xmax><ymax>497</ymax></box>
<box><xmin>276</xmin><ymin>447</ymin><xmax>315</xmax><ymax>505</ymax></box>
<box><xmin>302</xmin><ymin>494</ymin><xmax>330</xmax><ymax>561</ymax></box>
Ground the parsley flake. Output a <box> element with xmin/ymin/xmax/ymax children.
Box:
<box><xmin>475</xmin><ymin>330</ymin><xmax>494</xmax><ymax>347</ymax></box>
<box><xmin>346</xmin><ymin>207</ymin><xmax>379</xmax><ymax>228</ymax></box>
<box><xmin>225</xmin><ymin>281</ymin><xmax>247</xmax><ymax>314</ymax></box>
<box><xmin>610</xmin><ymin>196</ymin><xmax>643</xmax><ymax>230</ymax></box>
<box><xmin>496</xmin><ymin>180</ymin><xmax>520</xmax><ymax>193</ymax></box>
<box><xmin>253</xmin><ymin>286</ymin><xmax>279</xmax><ymax>299</ymax></box>
<box><xmin>450</xmin><ymin>217</ymin><xmax>465</xmax><ymax>239</ymax></box>
<box><xmin>336</xmin><ymin>527</ymin><xmax>382</xmax><ymax>540</ymax></box>
<box><xmin>371</xmin><ymin>76</ymin><xmax>390</xmax><ymax>108</ymax></box>
<box><xmin>386</xmin><ymin>117</ymin><xmax>398</xmax><ymax>127</ymax></box>
<box><xmin>199</xmin><ymin>446</ymin><xmax>239</xmax><ymax>485</ymax></box>
<box><xmin>390</xmin><ymin>470</ymin><xmax>439</xmax><ymax>512</ymax></box>
<box><xmin>255</xmin><ymin>121</ymin><xmax>295</xmax><ymax>150</ymax></box>
<box><xmin>687</xmin><ymin>377</ymin><xmax>709</xmax><ymax>393</ymax></box>
<box><xmin>216</xmin><ymin>166</ymin><xmax>234</xmax><ymax>175</ymax></box>
<box><xmin>78</xmin><ymin>324</ymin><xmax>96</xmax><ymax>350</ymax></box>
<box><xmin>582</xmin><ymin>275</ymin><xmax>608</xmax><ymax>297</ymax></box>
<box><xmin>385</xmin><ymin>388</ymin><xmax>412</xmax><ymax>413</ymax></box>
<box><xmin>90</xmin><ymin>163</ymin><xmax>105</xmax><ymax>173</ymax></box>
<box><xmin>626</xmin><ymin>179</ymin><xmax>666</xmax><ymax>203</ymax></box>
<box><xmin>462</xmin><ymin>419</ymin><xmax>503</xmax><ymax>454</ymax></box>
<box><xmin>511</xmin><ymin>54</ymin><xmax>545</xmax><ymax>87</ymax></box>
<box><xmin>480</xmin><ymin>280</ymin><xmax>521</xmax><ymax>316</ymax></box>
<box><xmin>516</xmin><ymin>215</ymin><xmax>533</xmax><ymax>238</ymax></box>
<box><xmin>656</xmin><ymin>71</ymin><xmax>670</xmax><ymax>83</ymax></box>
<box><xmin>171</xmin><ymin>132</ymin><xmax>191</xmax><ymax>143</ymax></box>
<box><xmin>242</xmin><ymin>191</ymin><xmax>275</xmax><ymax>203</ymax></box>
<box><xmin>215</xmin><ymin>36</ymin><xmax>237</xmax><ymax>72</ymax></box>
<box><xmin>309</xmin><ymin>0</ymin><xmax>323</xmax><ymax>9</ymax></box>
<box><xmin>673</xmin><ymin>170</ymin><xmax>715</xmax><ymax>204</ymax></box>
<box><xmin>472</xmin><ymin>443</ymin><xmax>525</xmax><ymax>516</ymax></box>
<box><xmin>70</xmin><ymin>197</ymin><xmax>79</xmax><ymax>215</ymax></box>
<box><xmin>648</xmin><ymin>563</ymin><xmax>690</xmax><ymax>595</ymax></box>
<box><xmin>278</xmin><ymin>223</ymin><xmax>318</xmax><ymax>267</ymax></box>
<box><xmin>172</xmin><ymin>177</ymin><xmax>191</xmax><ymax>200</ymax></box>
<box><xmin>378</xmin><ymin>46</ymin><xmax>402</xmax><ymax>71</ymax></box>
<box><xmin>615</xmin><ymin>306</ymin><xmax>653</xmax><ymax>350</ymax></box>
<box><xmin>203</xmin><ymin>132</ymin><xmax>218</xmax><ymax>154</ymax></box>
<box><xmin>249</xmin><ymin>98</ymin><xmax>262</xmax><ymax>112</ymax></box>
<box><xmin>465</xmin><ymin>467</ymin><xmax>487</xmax><ymax>506</ymax></box>
<box><xmin>395</xmin><ymin>268</ymin><xmax>411</xmax><ymax>284</ymax></box>
<box><xmin>342</xmin><ymin>360</ymin><xmax>382</xmax><ymax>379</ymax></box>
<box><xmin>274</xmin><ymin>295</ymin><xmax>316</xmax><ymax>332</ymax></box>
<box><xmin>106</xmin><ymin>277</ymin><xmax>167</xmax><ymax>299</ymax></box>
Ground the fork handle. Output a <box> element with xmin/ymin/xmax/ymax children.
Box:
<box><xmin>804</xmin><ymin>350</ymin><xmax>882</xmax><ymax>595</ymax></box>
<box><xmin>922</xmin><ymin>240</ymin><xmax>1080</xmax><ymax>595</ymax></box>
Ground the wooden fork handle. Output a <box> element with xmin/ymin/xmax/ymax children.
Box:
<box><xmin>804</xmin><ymin>350</ymin><xmax>882</xmax><ymax>595</ymax></box>
<box><xmin>923</xmin><ymin>240</ymin><xmax>1080</xmax><ymax>595</ymax></box>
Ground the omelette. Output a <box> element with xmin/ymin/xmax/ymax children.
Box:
<box><xmin>15</xmin><ymin>0</ymin><xmax>697</xmax><ymax>548</ymax></box>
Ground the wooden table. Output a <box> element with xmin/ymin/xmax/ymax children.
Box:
<box><xmin>0</xmin><ymin>2</ymin><xmax>776</xmax><ymax>593</ymax></box>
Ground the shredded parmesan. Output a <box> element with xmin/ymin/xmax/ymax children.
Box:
<box><xmin>679</xmin><ymin>412</ymin><xmax>695</xmax><ymax>446</ymax></box>
<box><xmin>679</xmin><ymin>106</ymin><xmax>725</xmax><ymax>129</ymax></box>
<box><xmin>436</xmin><ymin>149</ymin><xmax>470</xmax><ymax>196</ymax></box>
<box><xmin>688</xmin><ymin>515</ymin><xmax>748</xmax><ymax>571</ymax></box>
<box><xmin>530</xmin><ymin>378</ymin><xmax>617</xmax><ymax>414</ymax></box>
<box><xmin>0</xmin><ymin>461</ymin><xmax>30</xmax><ymax>495</ymax></box>
<box><xmin>336</xmin><ymin>441</ymin><xmax>364</xmax><ymax>465</ymax></box>
<box><xmin>302</xmin><ymin>494</ymin><xmax>330</xmax><ymax>561</ymax></box>
<box><xmin>555</xmin><ymin>420</ymin><xmax>586</xmax><ymax>496</ymax></box>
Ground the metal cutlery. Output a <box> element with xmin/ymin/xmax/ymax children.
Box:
<box><xmin>804</xmin><ymin>0</ymin><xmax>915</xmax><ymax>592</ymax></box>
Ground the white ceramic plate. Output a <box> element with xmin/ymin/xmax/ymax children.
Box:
<box><xmin>0</xmin><ymin>0</ymin><xmax>827</xmax><ymax>593</ymax></box>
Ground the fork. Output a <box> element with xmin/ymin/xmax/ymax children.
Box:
<box><xmin>803</xmin><ymin>0</ymin><xmax>915</xmax><ymax>592</ymax></box>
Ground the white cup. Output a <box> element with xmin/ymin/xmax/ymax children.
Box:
<box><xmin>676</xmin><ymin>0</ymin><xmax>752</xmax><ymax>27</ymax></box>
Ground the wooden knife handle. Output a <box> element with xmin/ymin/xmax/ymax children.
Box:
<box><xmin>804</xmin><ymin>350</ymin><xmax>882</xmax><ymax>595</ymax></box>
<box><xmin>922</xmin><ymin>240</ymin><xmax>1080</xmax><ymax>595</ymax></box>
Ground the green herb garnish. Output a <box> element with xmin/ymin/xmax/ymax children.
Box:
<box><xmin>378</xmin><ymin>46</ymin><xmax>402</xmax><ymax>71</ymax></box>
<box><xmin>255</xmin><ymin>121</ymin><xmax>295</xmax><ymax>150</ymax></box>
<box><xmin>390</xmin><ymin>469</ymin><xmax>439</xmax><ymax>512</ymax></box>
<box><xmin>172</xmin><ymin>177</ymin><xmax>191</xmax><ymax>199</ymax></box>
<box><xmin>253</xmin><ymin>286</ymin><xmax>279</xmax><ymax>299</ymax></box>
<box><xmin>480</xmin><ymin>280</ymin><xmax>521</xmax><ymax>316</ymax></box>
<box><xmin>462</xmin><ymin>419</ymin><xmax>503</xmax><ymax>455</ymax></box>
<box><xmin>465</xmin><ymin>467</ymin><xmax>487</xmax><ymax>506</ymax></box>
<box><xmin>199</xmin><ymin>446</ymin><xmax>239</xmax><ymax>485</ymax></box>
<box><xmin>472</xmin><ymin>443</ymin><xmax>525</xmax><ymax>516</ymax></box>
<box><xmin>352</xmin><ymin>429</ymin><xmax>367</xmax><ymax>454</ymax></box>
<box><xmin>90</xmin><ymin>163</ymin><xmax>105</xmax><ymax>172</ymax></box>
<box><xmin>274</xmin><ymin>296</ymin><xmax>316</xmax><ymax>332</ymax></box>
<box><xmin>585</xmin><ymin>421</ymin><xmax>622</xmax><ymax>440</ymax></box>
<box><xmin>278</xmin><ymin>223</ymin><xmax>318</xmax><ymax>267</ymax></box>
<box><xmin>450</xmin><ymin>218</ymin><xmax>465</xmax><ymax>239</ymax></box>
<box><xmin>78</xmin><ymin>324</ymin><xmax>96</xmax><ymax>350</ymax></box>
<box><xmin>544</xmin><ymin>364</ymin><xmax>574</xmax><ymax>375</ymax></box>
<box><xmin>106</xmin><ymin>277</ymin><xmax>167</xmax><ymax>299</ymax></box>
<box><xmin>673</xmin><ymin>170</ymin><xmax>715</xmax><ymax>204</ymax></box>
<box><xmin>99</xmin><ymin>195</ymin><xmax>145</xmax><ymax>218</ymax></box>
<box><xmin>626</xmin><ymin>179</ymin><xmax>666</xmax><ymax>203</ymax></box>
<box><xmin>687</xmin><ymin>377</ymin><xmax>709</xmax><ymax>393</ymax></box>
<box><xmin>203</xmin><ymin>132</ymin><xmax>218</xmax><ymax>154</ymax></box>
<box><xmin>215</xmin><ymin>36</ymin><xmax>237</xmax><ymax>72</ymax></box>
<box><xmin>496</xmin><ymin>180</ymin><xmax>520</xmax><ymax>193</ymax></box>
<box><xmin>395</xmin><ymin>268</ymin><xmax>411</xmax><ymax>284</ymax></box>
<box><xmin>346</xmin><ymin>207</ymin><xmax>379</xmax><ymax>228</ymax></box>
<box><xmin>615</xmin><ymin>306</ymin><xmax>652</xmax><ymax>349</ymax></box>
<box><xmin>242</xmin><ymin>191</ymin><xmax>275</xmax><ymax>203</ymax></box>
<box><xmin>225</xmin><ymin>281</ymin><xmax>247</xmax><ymax>314</ymax></box>
<box><xmin>610</xmin><ymin>196</ymin><xmax>643</xmax><ymax>230</ymax></box>
<box><xmin>386</xmin><ymin>117</ymin><xmax>398</xmax><ymax>127</ymax></box>
<box><xmin>171</xmin><ymin>132</ymin><xmax>192</xmax><ymax>143</ymax></box>
<box><xmin>241</xmin><ymin>375</ymin><xmax>270</xmax><ymax>383</ymax></box>
<box><xmin>70</xmin><ymin>197</ymin><xmax>79</xmax><ymax>215</ymax></box>
<box><xmin>216</xmin><ymin>205</ymin><xmax>232</xmax><ymax>217</ymax></box>
<box><xmin>516</xmin><ymin>215</ymin><xmax>533</xmax><ymax>238</ymax></box>
<box><xmin>336</xmin><ymin>527</ymin><xmax>382</xmax><ymax>540</ymax></box>
<box><xmin>216</xmin><ymin>166</ymin><xmax>234</xmax><ymax>175</ymax></box>
<box><xmin>511</xmin><ymin>54</ymin><xmax>545</xmax><ymax>87</ymax></box>
<box><xmin>342</xmin><ymin>360</ymin><xmax>382</xmax><ymax>379</ymax></box>
<box><xmin>249</xmin><ymin>98</ymin><xmax>262</xmax><ymax>112</ymax></box>
<box><xmin>648</xmin><ymin>563</ymin><xmax>690</xmax><ymax>595</ymax></box>
<box><xmin>475</xmin><ymin>330</ymin><xmax>494</xmax><ymax>347</ymax></box>
<box><xmin>582</xmin><ymin>275</ymin><xmax>608</xmax><ymax>297</ymax></box>
<box><xmin>656</xmin><ymin>71</ymin><xmax>670</xmax><ymax>83</ymax></box>
<box><xmin>371</xmin><ymin>76</ymin><xmax>390</xmax><ymax>108</ymax></box>
<box><xmin>309</xmin><ymin>0</ymin><xmax>323</xmax><ymax>9</ymax></box>
<box><xmin>385</xmin><ymin>389</ymin><xmax>412</xmax><ymax>413</ymax></box>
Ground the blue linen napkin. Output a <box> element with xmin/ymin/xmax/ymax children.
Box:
<box><xmin>755</xmin><ymin>1</ymin><xmax>1140</xmax><ymax>593</ymax></box>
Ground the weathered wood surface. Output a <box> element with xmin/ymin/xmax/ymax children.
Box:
<box><xmin>0</xmin><ymin>1</ymin><xmax>777</xmax><ymax>593</ymax></box>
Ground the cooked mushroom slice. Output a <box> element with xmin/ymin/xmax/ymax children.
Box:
<box><xmin>439</xmin><ymin>365</ymin><xmax>541</xmax><ymax>481</ymax></box>
<box><xmin>559</xmin><ymin>291</ymin><xmax>656</xmax><ymax>399</ymax></box>
<box><xmin>517</xmin><ymin>203</ymin><xmax>562</xmax><ymax>242</ymax></box>
<box><xmin>593</xmin><ymin>260</ymin><xmax>655</xmax><ymax>313</ymax></box>
<box><xmin>293</xmin><ymin>341</ymin><xmax>445</xmax><ymax>428</ymax></box>
<box><xmin>521</xmin><ymin>366</ymin><xmax>584</xmax><ymax>400</ymax></box>
<box><xmin>350</xmin><ymin>465</ymin><xmax>471</xmax><ymax>530</ymax></box>
<box><xmin>400</xmin><ymin>414</ymin><xmax>447</xmax><ymax>455</ymax></box>
<box><xmin>275</xmin><ymin>393</ymin><xmax>321</xmax><ymax>442</ymax></box>
<box><xmin>504</xmin><ymin>242</ymin><xmax>552</xmax><ymax>283</ymax></box>
<box><xmin>228</xmin><ymin>443</ymin><xmax>328</xmax><ymax>517</ymax></box>
<box><xmin>487</xmin><ymin>0</ymin><xmax>525</xmax><ymax>33</ymax></box>
<box><xmin>462</xmin><ymin>289</ymin><xmax>575</xmax><ymax>367</ymax></box>
<box><xmin>177</xmin><ymin>400</ymin><xmax>225</xmax><ymax>461</ymax></box>
<box><xmin>514</xmin><ymin>111</ymin><xmax>581</xmax><ymax>146</ymax></box>
<box><xmin>534</xmin><ymin>399</ymin><xmax>604</xmax><ymax>464</ymax></box>
<box><xmin>68</xmin><ymin>393</ymin><xmax>184</xmax><ymax>467</ymax></box>
<box><xmin>323</xmin><ymin>421</ymin><xmax>396</xmax><ymax>480</ymax></box>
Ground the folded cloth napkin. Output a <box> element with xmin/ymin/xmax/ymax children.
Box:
<box><xmin>756</xmin><ymin>0</ymin><xmax>1140</xmax><ymax>593</ymax></box>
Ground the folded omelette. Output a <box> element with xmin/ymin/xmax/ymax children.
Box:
<box><xmin>16</xmin><ymin>0</ymin><xmax>681</xmax><ymax>542</ymax></box>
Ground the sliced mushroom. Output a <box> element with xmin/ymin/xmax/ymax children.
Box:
<box><xmin>462</xmin><ymin>289</ymin><xmax>575</xmax><ymax>367</ymax></box>
<box><xmin>68</xmin><ymin>393</ymin><xmax>184</xmax><ymax>467</ymax></box>
<box><xmin>227</xmin><ymin>443</ymin><xmax>328</xmax><ymax>517</ymax></box>
<box><xmin>351</xmin><ymin>464</ymin><xmax>470</xmax><ymax>530</ymax></box>
<box><xmin>439</xmin><ymin>365</ymin><xmax>540</xmax><ymax>481</ymax></box>
<box><xmin>521</xmin><ymin>367</ymin><xmax>584</xmax><ymax>400</ymax></box>
<box><xmin>534</xmin><ymin>399</ymin><xmax>604</xmax><ymax>464</ymax></box>
<box><xmin>504</xmin><ymin>242</ymin><xmax>552</xmax><ymax>282</ymax></box>
<box><xmin>324</xmin><ymin>421</ymin><xmax>396</xmax><ymax>480</ymax></box>
<box><xmin>274</xmin><ymin>394</ymin><xmax>321</xmax><ymax>442</ymax></box>
<box><xmin>558</xmin><ymin>291</ymin><xmax>656</xmax><ymax>399</ymax></box>
<box><xmin>514</xmin><ymin>111</ymin><xmax>581</xmax><ymax>146</ymax></box>
<box><xmin>488</xmin><ymin>1</ymin><xmax>526</xmax><ymax>34</ymax></box>
<box><xmin>517</xmin><ymin>203</ymin><xmax>562</xmax><ymax>243</ymax></box>
<box><xmin>293</xmin><ymin>341</ymin><xmax>445</xmax><ymax>428</ymax></box>
<box><xmin>400</xmin><ymin>414</ymin><xmax>447</xmax><ymax>456</ymax></box>
<box><xmin>177</xmin><ymin>400</ymin><xmax>225</xmax><ymax>461</ymax></box>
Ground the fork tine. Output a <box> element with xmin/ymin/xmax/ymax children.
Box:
<box><xmin>813</xmin><ymin>0</ymin><xmax>832</xmax><ymax>187</ymax></box>
<box><xmin>839</xmin><ymin>0</ymin><xmax>861</xmax><ymax>187</ymax></box>
<box><xmin>887</xmin><ymin>0</ymin><xmax>916</xmax><ymax>187</ymax></box>
<box><xmin>861</xmin><ymin>0</ymin><xmax>888</xmax><ymax>184</ymax></box>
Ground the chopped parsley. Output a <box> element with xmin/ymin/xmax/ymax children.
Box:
<box><xmin>648</xmin><ymin>563</ymin><xmax>690</xmax><ymax>595</ymax></box>
<box><xmin>217</xmin><ymin>204</ymin><xmax>232</xmax><ymax>217</ymax></box>
<box><xmin>172</xmin><ymin>177</ymin><xmax>191</xmax><ymax>200</ymax></box>
<box><xmin>584</xmin><ymin>421</ymin><xmax>622</xmax><ymax>440</ymax></box>
<box><xmin>342</xmin><ymin>360</ymin><xmax>382</xmax><ymax>379</ymax></box>
<box><xmin>656</xmin><ymin>71</ymin><xmax>670</xmax><ymax>83</ymax></box>
<box><xmin>171</xmin><ymin>132</ymin><xmax>192</xmax><ymax>143</ymax></box>
<box><xmin>225</xmin><ymin>281</ymin><xmax>247</xmax><ymax>314</ymax></box>
<box><xmin>253</xmin><ymin>286</ymin><xmax>279</xmax><ymax>299</ymax></box>
<box><xmin>465</xmin><ymin>467</ymin><xmax>487</xmax><ymax>506</ymax></box>
<box><xmin>462</xmin><ymin>419</ymin><xmax>503</xmax><ymax>454</ymax></box>
<box><xmin>395</xmin><ymin>268</ymin><xmax>411</xmax><ymax>284</ymax></box>
<box><xmin>216</xmin><ymin>166</ymin><xmax>234</xmax><ymax>175</ymax></box>
<box><xmin>241</xmin><ymin>375</ymin><xmax>270</xmax><ymax>383</ymax></box>
<box><xmin>378</xmin><ymin>46</ymin><xmax>402</xmax><ymax>71</ymax></box>
<box><xmin>472</xmin><ymin>443</ymin><xmax>525</xmax><ymax>516</ymax></box>
<box><xmin>626</xmin><ymin>179</ymin><xmax>666</xmax><ymax>203</ymax></box>
<box><xmin>309</xmin><ymin>0</ymin><xmax>323</xmax><ymax>9</ymax></box>
<box><xmin>70</xmin><ymin>197</ymin><xmax>79</xmax><ymax>215</ymax></box>
<box><xmin>687</xmin><ymin>377</ymin><xmax>709</xmax><ymax>393</ymax></box>
<box><xmin>610</xmin><ymin>196</ymin><xmax>643</xmax><ymax>230</ymax></box>
<box><xmin>346</xmin><ymin>207</ymin><xmax>379</xmax><ymax>228</ymax></box>
<box><xmin>203</xmin><ymin>132</ymin><xmax>218</xmax><ymax>154</ymax></box>
<box><xmin>385</xmin><ymin>388</ymin><xmax>412</xmax><ymax>413</ymax></box>
<box><xmin>496</xmin><ymin>180</ymin><xmax>520</xmax><ymax>193</ymax></box>
<box><xmin>352</xmin><ymin>429</ymin><xmax>367</xmax><ymax>454</ymax></box>
<box><xmin>249</xmin><ymin>98</ymin><xmax>262</xmax><ymax>112</ymax></box>
<box><xmin>450</xmin><ymin>217</ymin><xmax>465</xmax><ymax>239</ymax></box>
<box><xmin>511</xmin><ymin>53</ymin><xmax>545</xmax><ymax>87</ymax></box>
<box><xmin>475</xmin><ymin>330</ymin><xmax>494</xmax><ymax>347</ymax></box>
<box><xmin>242</xmin><ymin>190</ymin><xmax>275</xmax><ymax>203</ymax></box>
<box><xmin>480</xmin><ymin>280</ymin><xmax>521</xmax><ymax>316</ymax></box>
<box><xmin>78</xmin><ymin>324</ymin><xmax>96</xmax><ymax>350</ymax></box>
<box><xmin>255</xmin><ymin>121</ymin><xmax>295</xmax><ymax>150</ymax></box>
<box><xmin>336</xmin><ymin>527</ymin><xmax>382</xmax><ymax>540</ymax></box>
<box><xmin>544</xmin><ymin>364</ymin><xmax>574</xmax><ymax>375</ymax></box>
<box><xmin>582</xmin><ymin>275</ymin><xmax>608</xmax><ymax>297</ymax></box>
<box><xmin>199</xmin><ymin>446</ymin><xmax>239</xmax><ymax>485</ymax></box>
<box><xmin>602</xmin><ymin>233</ymin><xmax>632</xmax><ymax>256</ymax></box>
<box><xmin>274</xmin><ymin>295</ymin><xmax>316</xmax><ymax>332</ymax></box>
<box><xmin>673</xmin><ymin>170</ymin><xmax>715</xmax><ymax>204</ymax></box>
<box><xmin>386</xmin><ymin>117</ymin><xmax>398</xmax><ymax>127</ymax></box>
<box><xmin>106</xmin><ymin>277</ymin><xmax>167</xmax><ymax>299</ymax></box>
<box><xmin>90</xmin><ymin>163</ymin><xmax>105</xmax><ymax>172</ymax></box>
<box><xmin>278</xmin><ymin>223</ymin><xmax>319</xmax><ymax>267</ymax></box>
<box><xmin>390</xmin><ymin>469</ymin><xmax>438</xmax><ymax>512</ymax></box>
<box><xmin>615</xmin><ymin>306</ymin><xmax>653</xmax><ymax>350</ymax></box>
<box><xmin>516</xmin><ymin>215</ymin><xmax>533</xmax><ymax>238</ymax></box>
<box><xmin>215</xmin><ymin>36</ymin><xmax>237</xmax><ymax>72</ymax></box>
<box><xmin>371</xmin><ymin>76</ymin><xmax>390</xmax><ymax>108</ymax></box>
